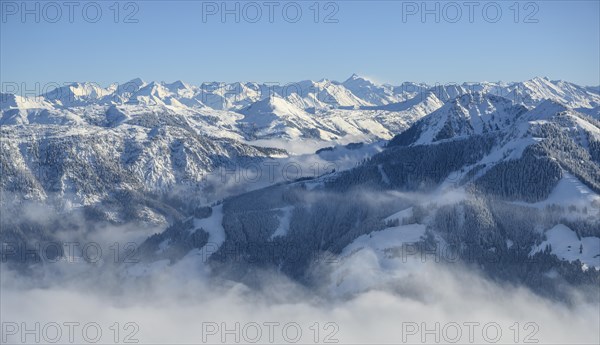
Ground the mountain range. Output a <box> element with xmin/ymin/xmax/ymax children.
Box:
<box><xmin>1</xmin><ymin>75</ymin><xmax>599</xmax><ymax>299</ymax></box>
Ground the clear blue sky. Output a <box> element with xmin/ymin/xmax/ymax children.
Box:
<box><xmin>1</xmin><ymin>0</ymin><xmax>599</xmax><ymax>88</ymax></box>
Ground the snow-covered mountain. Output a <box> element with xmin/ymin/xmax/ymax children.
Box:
<box><xmin>3</xmin><ymin>77</ymin><xmax>456</xmax><ymax>143</ymax></box>
<box><xmin>237</xmin><ymin>93</ymin><xmax>444</xmax><ymax>141</ymax></box>
<box><xmin>2</xmin><ymin>77</ymin><xmax>600</xmax><ymax>297</ymax></box>
<box><xmin>3</xmin><ymin>76</ymin><xmax>599</xmax><ymax>211</ymax></box>
<box><xmin>388</xmin><ymin>92</ymin><xmax>529</xmax><ymax>145</ymax></box>
<box><xmin>127</xmin><ymin>92</ymin><xmax>600</xmax><ymax>299</ymax></box>
<box><xmin>505</xmin><ymin>77</ymin><xmax>600</xmax><ymax>108</ymax></box>
<box><xmin>1</xmin><ymin>122</ymin><xmax>286</xmax><ymax>215</ymax></box>
<box><xmin>239</xmin><ymin>95</ymin><xmax>333</xmax><ymax>140</ymax></box>
<box><xmin>423</xmin><ymin>77</ymin><xmax>600</xmax><ymax>109</ymax></box>
<box><xmin>387</xmin><ymin>94</ymin><xmax>600</xmax><ymax>201</ymax></box>
<box><xmin>0</xmin><ymin>92</ymin><xmax>82</xmax><ymax>125</ymax></box>
<box><xmin>9</xmin><ymin>75</ymin><xmax>599</xmax><ymax>114</ymax></box>
<box><xmin>272</xmin><ymin>78</ymin><xmax>371</xmax><ymax>109</ymax></box>
<box><xmin>1</xmin><ymin>92</ymin><xmax>53</xmax><ymax>110</ymax></box>
<box><xmin>41</xmin><ymin>82</ymin><xmax>117</xmax><ymax>107</ymax></box>
<box><xmin>342</xmin><ymin>74</ymin><xmax>404</xmax><ymax>105</ymax></box>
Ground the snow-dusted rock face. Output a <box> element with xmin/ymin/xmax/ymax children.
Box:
<box><xmin>0</xmin><ymin>124</ymin><xmax>286</xmax><ymax>227</ymax></box>
<box><xmin>389</xmin><ymin>92</ymin><xmax>529</xmax><ymax>146</ymax></box>
<box><xmin>342</xmin><ymin>74</ymin><xmax>404</xmax><ymax>106</ymax></box>
<box><xmin>506</xmin><ymin>77</ymin><xmax>600</xmax><ymax>109</ymax></box>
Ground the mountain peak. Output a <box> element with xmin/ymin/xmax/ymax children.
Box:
<box><xmin>124</xmin><ymin>78</ymin><xmax>145</xmax><ymax>87</ymax></box>
<box><xmin>166</xmin><ymin>80</ymin><xmax>190</xmax><ymax>90</ymax></box>
<box><xmin>344</xmin><ymin>73</ymin><xmax>374</xmax><ymax>84</ymax></box>
<box><xmin>529</xmin><ymin>76</ymin><xmax>552</xmax><ymax>84</ymax></box>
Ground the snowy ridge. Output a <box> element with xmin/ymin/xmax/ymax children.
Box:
<box><xmin>6</xmin><ymin>76</ymin><xmax>599</xmax><ymax>112</ymax></box>
<box><xmin>390</xmin><ymin>92</ymin><xmax>528</xmax><ymax>146</ymax></box>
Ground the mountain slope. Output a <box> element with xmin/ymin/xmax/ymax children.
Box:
<box><xmin>238</xmin><ymin>95</ymin><xmax>334</xmax><ymax>140</ymax></box>
<box><xmin>505</xmin><ymin>77</ymin><xmax>600</xmax><ymax>108</ymax></box>
<box><xmin>342</xmin><ymin>74</ymin><xmax>402</xmax><ymax>105</ymax></box>
<box><xmin>388</xmin><ymin>92</ymin><xmax>528</xmax><ymax>146</ymax></box>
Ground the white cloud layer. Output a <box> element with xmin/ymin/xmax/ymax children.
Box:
<box><xmin>2</xmin><ymin>251</ymin><xmax>598</xmax><ymax>345</ymax></box>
